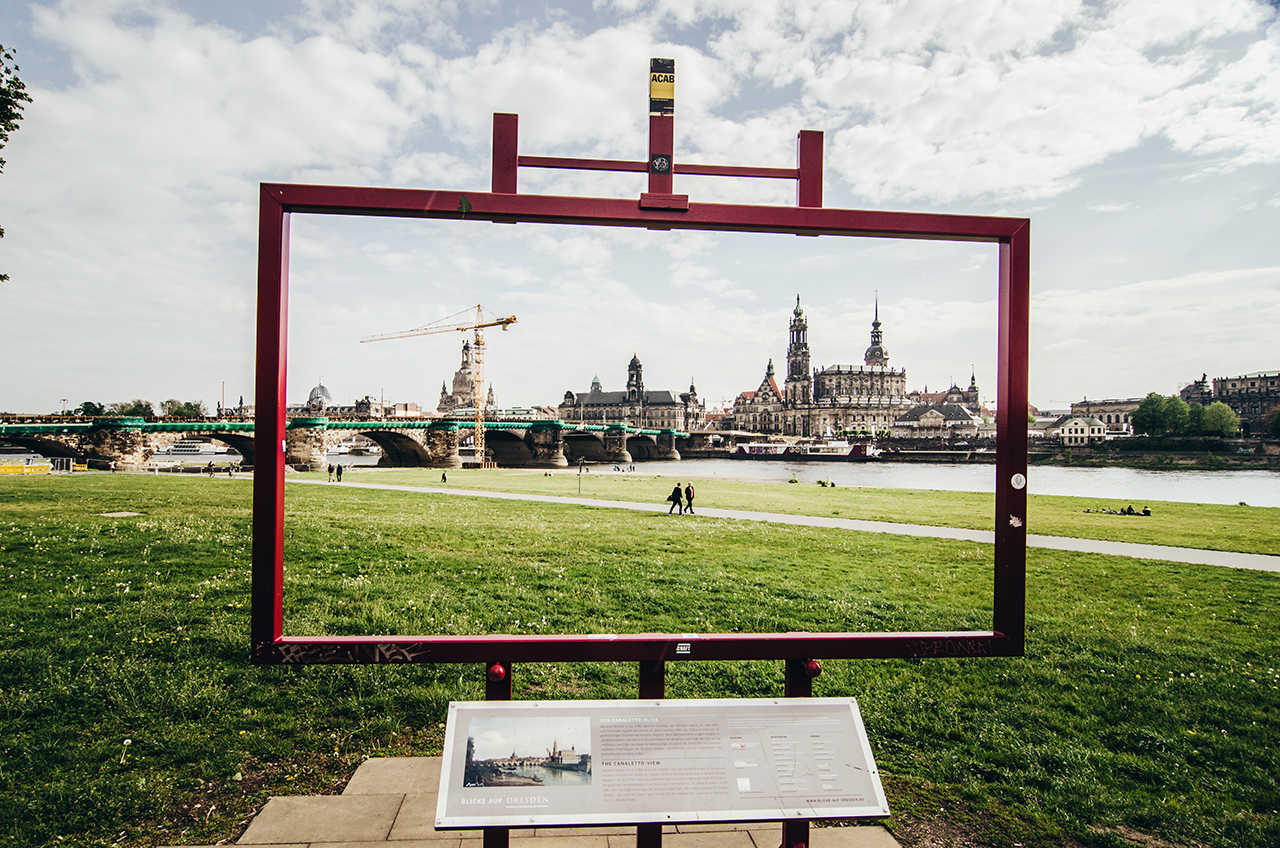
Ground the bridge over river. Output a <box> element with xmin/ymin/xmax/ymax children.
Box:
<box><xmin>0</xmin><ymin>416</ymin><xmax>706</xmax><ymax>470</ymax></box>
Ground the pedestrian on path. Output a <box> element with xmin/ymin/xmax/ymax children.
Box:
<box><xmin>441</xmin><ymin>471</ymin><xmax>447</xmax><ymax>483</ymax></box>
<box><xmin>684</xmin><ymin>482</ymin><xmax>695</xmax><ymax>514</ymax></box>
<box><xmin>335</xmin><ymin>464</ymin><xmax>343</xmax><ymax>483</ymax></box>
<box><xmin>667</xmin><ymin>484</ymin><xmax>683</xmax><ymax>514</ymax></box>
<box><xmin>328</xmin><ymin>463</ymin><xmax>334</xmax><ymax>482</ymax></box>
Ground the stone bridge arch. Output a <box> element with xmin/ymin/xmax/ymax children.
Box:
<box><xmin>562</xmin><ymin>431</ymin><xmax>609</xmax><ymax>462</ymax></box>
<box><xmin>0</xmin><ymin>434</ymin><xmax>82</xmax><ymax>459</ymax></box>
<box><xmin>625</xmin><ymin>433</ymin><xmax>657</xmax><ymax>461</ymax></box>
<box><xmin>356</xmin><ymin>430</ymin><xmax>433</xmax><ymax>466</ymax></box>
<box><xmin>484</xmin><ymin>430</ymin><xmax>536</xmax><ymax>466</ymax></box>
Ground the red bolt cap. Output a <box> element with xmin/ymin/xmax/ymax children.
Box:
<box><xmin>486</xmin><ymin>663</ymin><xmax>507</xmax><ymax>682</ymax></box>
<box><xmin>804</xmin><ymin>660</ymin><xmax>822</xmax><ymax>678</ymax></box>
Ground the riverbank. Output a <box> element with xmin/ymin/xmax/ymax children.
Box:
<box><xmin>1</xmin><ymin>475</ymin><xmax>1276</xmax><ymax>848</ymax></box>
<box><xmin>686</xmin><ymin>446</ymin><xmax>1280</xmax><ymax>470</ymax></box>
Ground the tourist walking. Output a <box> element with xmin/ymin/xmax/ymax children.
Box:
<box><xmin>441</xmin><ymin>471</ymin><xmax>447</xmax><ymax>483</ymax></box>
<box><xmin>335</xmin><ymin>464</ymin><xmax>343</xmax><ymax>483</ymax></box>
<box><xmin>683</xmin><ymin>482</ymin><xmax>695</xmax><ymax>514</ymax></box>
<box><xmin>667</xmin><ymin>484</ymin><xmax>683</xmax><ymax>514</ymax></box>
<box><xmin>327</xmin><ymin>463</ymin><xmax>334</xmax><ymax>482</ymax></box>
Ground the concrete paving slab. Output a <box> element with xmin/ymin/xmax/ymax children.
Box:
<box><xmin>531</xmin><ymin>825</ymin><xmax>653</xmax><ymax>836</ymax></box>
<box><xmin>744</xmin><ymin>826</ymin><xmax>900</xmax><ymax>847</ymax></box>
<box><xmin>316</xmin><ymin>842</ymin><xmax>461</xmax><ymax>848</ymax></box>
<box><xmin>237</xmin><ymin>794</ymin><xmax>404</xmax><ymax>844</ymax></box>
<box><xmin>388</xmin><ymin>793</ymin><xmax>480</xmax><ymax>841</ymax></box>
<box><xmin>458</xmin><ymin>839</ymin><xmax>608</xmax><ymax>848</ymax></box>
<box><xmin>345</xmin><ymin>757</ymin><xmax>442</xmax><ymax>796</ymax></box>
<box><xmin>611</xmin><ymin>832</ymin><xmax>755</xmax><ymax>847</ymax></box>
<box><xmin>676</xmin><ymin>822</ymin><xmax>761</xmax><ymax>832</ymax></box>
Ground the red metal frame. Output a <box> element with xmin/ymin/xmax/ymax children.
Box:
<box><xmin>252</xmin><ymin>113</ymin><xmax>1029</xmax><ymax>668</ymax></box>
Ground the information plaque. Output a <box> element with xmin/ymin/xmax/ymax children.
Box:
<box><xmin>436</xmin><ymin>698</ymin><xmax>889</xmax><ymax>829</ymax></box>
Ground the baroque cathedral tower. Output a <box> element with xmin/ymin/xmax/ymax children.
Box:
<box><xmin>784</xmin><ymin>294</ymin><xmax>812</xmax><ymax>407</ymax></box>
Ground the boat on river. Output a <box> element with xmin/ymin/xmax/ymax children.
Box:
<box><xmin>733</xmin><ymin>440</ymin><xmax>879</xmax><ymax>461</ymax></box>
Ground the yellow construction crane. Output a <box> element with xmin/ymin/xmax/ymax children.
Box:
<box><xmin>360</xmin><ymin>305</ymin><xmax>517</xmax><ymax>466</ymax></box>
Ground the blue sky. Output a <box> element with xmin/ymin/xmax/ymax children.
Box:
<box><xmin>1</xmin><ymin>0</ymin><xmax>1278</xmax><ymax>414</ymax></box>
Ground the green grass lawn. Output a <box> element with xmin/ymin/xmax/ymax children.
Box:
<box><xmin>324</xmin><ymin>466</ymin><xmax>1280</xmax><ymax>555</ymax></box>
<box><xmin>1</xmin><ymin>474</ymin><xmax>1277</xmax><ymax>848</ymax></box>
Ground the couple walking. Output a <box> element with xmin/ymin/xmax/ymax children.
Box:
<box><xmin>666</xmin><ymin>482</ymin><xmax>695</xmax><ymax>515</ymax></box>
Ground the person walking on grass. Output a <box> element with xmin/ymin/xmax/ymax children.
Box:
<box><xmin>683</xmin><ymin>482</ymin><xmax>695</xmax><ymax>514</ymax></box>
<box><xmin>441</xmin><ymin>470</ymin><xmax>448</xmax><ymax>483</ymax></box>
<box><xmin>335</xmin><ymin>464</ymin><xmax>343</xmax><ymax>483</ymax></box>
<box><xmin>328</xmin><ymin>463</ymin><xmax>335</xmax><ymax>482</ymax></box>
<box><xmin>667</xmin><ymin>483</ymin><xmax>683</xmax><ymax>514</ymax></box>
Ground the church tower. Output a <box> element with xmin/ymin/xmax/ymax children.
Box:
<box><xmin>785</xmin><ymin>294</ymin><xmax>812</xmax><ymax>406</ymax></box>
<box><xmin>863</xmin><ymin>294</ymin><xmax>889</xmax><ymax>367</ymax></box>
<box><xmin>626</xmin><ymin>354</ymin><xmax>645</xmax><ymax>403</ymax></box>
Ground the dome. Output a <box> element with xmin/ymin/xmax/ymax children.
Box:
<box><xmin>306</xmin><ymin>383</ymin><xmax>332</xmax><ymax>412</ymax></box>
<box><xmin>864</xmin><ymin>341</ymin><xmax>889</xmax><ymax>366</ymax></box>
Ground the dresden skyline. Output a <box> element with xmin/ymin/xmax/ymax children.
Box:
<box><xmin>1</xmin><ymin>1</ymin><xmax>1278</xmax><ymax>414</ymax></box>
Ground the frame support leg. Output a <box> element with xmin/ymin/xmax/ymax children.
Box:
<box><xmin>637</xmin><ymin>660</ymin><xmax>665</xmax><ymax>848</ymax></box>
<box><xmin>484</xmin><ymin>661</ymin><xmax>512</xmax><ymax>848</ymax></box>
<box><xmin>781</xmin><ymin>659</ymin><xmax>820</xmax><ymax>848</ymax></box>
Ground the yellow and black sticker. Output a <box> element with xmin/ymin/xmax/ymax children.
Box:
<box><xmin>649</xmin><ymin>57</ymin><xmax>674</xmax><ymax>115</ymax></box>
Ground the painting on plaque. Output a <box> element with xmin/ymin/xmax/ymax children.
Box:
<box><xmin>462</xmin><ymin>715</ymin><xmax>592</xmax><ymax>787</ymax></box>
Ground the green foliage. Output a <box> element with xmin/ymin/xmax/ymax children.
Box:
<box><xmin>0</xmin><ymin>45</ymin><xmax>33</xmax><ymax>283</ymax></box>
<box><xmin>1134</xmin><ymin>394</ymin><xmax>1234</xmax><ymax>438</ymax></box>
<box><xmin>0</xmin><ymin>476</ymin><xmax>1276</xmax><ymax>848</ymax></box>
<box><xmin>75</xmin><ymin>400</ymin><xmax>106</xmax><ymax>417</ymax></box>
<box><xmin>108</xmin><ymin>399</ymin><xmax>156</xmax><ymax>418</ymax></box>
<box><xmin>1130</xmin><ymin>393</ymin><xmax>1168</xmax><ymax>435</ymax></box>
<box><xmin>1200</xmin><ymin>401</ymin><xmax>1240</xmax><ymax>437</ymax></box>
<box><xmin>160</xmin><ymin>399</ymin><xmax>208</xmax><ymax>418</ymax></box>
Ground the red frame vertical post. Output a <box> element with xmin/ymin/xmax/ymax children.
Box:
<box><xmin>796</xmin><ymin>131</ymin><xmax>823</xmax><ymax>208</ymax></box>
<box><xmin>251</xmin><ymin>184</ymin><xmax>289</xmax><ymax>661</ymax></box>
<box><xmin>994</xmin><ymin>222</ymin><xmax>1030</xmax><ymax>654</ymax></box>
<box><xmin>492</xmin><ymin>114</ymin><xmax>518</xmax><ymax>194</ymax></box>
<box><xmin>649</xmin><ymin>115</ymin><xmax>674</xmax><ymax>195</ymax></box>
<box><xmin>637</xmin><ymin>661</ymin><xmax>666</xmax><ymax>848</ymax></box>
<box><xmin>484</xmin><ymin>661</ymin><xmax>512</xmax><ymax>848</ymax></box>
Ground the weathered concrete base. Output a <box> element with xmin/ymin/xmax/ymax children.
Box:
<box><xmin>218</xmin><ymin>756</ymin><xmax>900</xmax><ymax>848</ymax></box>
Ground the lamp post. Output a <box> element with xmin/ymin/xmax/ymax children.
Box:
<box><xmin>577</xmin><ymin>456</ymin><xmax>586</xmax><ymax>494</ymax></box>
<box><xmin>60</xmin><ymin>398</ymin><xmax>68</xmax><ymax>416</ymax></box>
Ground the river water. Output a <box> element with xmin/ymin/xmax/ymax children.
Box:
<box><xmin>4</xmin><ymin>448</ymin><xmax>1275</xmax><ymax>507</ymax></box>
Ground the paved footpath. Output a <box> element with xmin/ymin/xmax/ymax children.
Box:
<box><xmin>288</xmin><ymin>478</ymin><xmax>1280</xmax><ymax>573</ymax></box>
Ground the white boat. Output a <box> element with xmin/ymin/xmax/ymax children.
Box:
<box><xmin>734</xmin><ymin>442</ymin><xmax>789</xmax><ymax>456</ymax></box>
<box><xmin>160</xmin><ymin>439</ymin><xmax>218</xmax><ymax>455</ymax></box>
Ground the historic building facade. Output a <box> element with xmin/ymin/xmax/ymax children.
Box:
<box><xmin>730</xmin><ymin>296</ymin><xmax>913</xmax><ymax>436</ymax></box>
<box><xmin>438</xmin><ymin>340</ymin><xmax>495</xmax><ymax>413</ymax></box>
<box><xmin>1211</xmin><ymin>371</ymin><xmax>1279</xmax><ymax>434</ymax></box>
<box><xmin>559</xmin><ymin>355</ymin><xmax>706</xmax><ymax>430</ymax></box>
<box><xmin>1070</xmin><ymin>397</ymin><xmax>1144</xmax><ymax>436</ymax></box>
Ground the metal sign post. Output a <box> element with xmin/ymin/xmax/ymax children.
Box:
<box><xmin>253</xmin><ymin>58</ymin><xmax>1030</xmax><ymax>848</ymax></box>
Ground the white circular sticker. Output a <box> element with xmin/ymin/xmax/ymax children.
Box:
<box><xmin>1011</xmin><ymin>473</ymin><xmax>1026</xmax><ymax>490</ymax></box>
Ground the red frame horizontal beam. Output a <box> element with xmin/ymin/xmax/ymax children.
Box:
<box><xmin>263</xmin><ymin>183</ymin><xmax>1022</xmax><ymax>241</ymax></box>
<box><xmin>252</xmin><ymin>182</ymin><xmax>1029</xmax><ymax>666</ymax></box>
<box><xmin>519</xmin><ymin>156</ymin><xmax>798</xmax><ymax>181</ymax></box>
<box><xmin>265</xmin><ymin>631</ymin><xmax>999</xmax><ymax>664</ymax></box>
